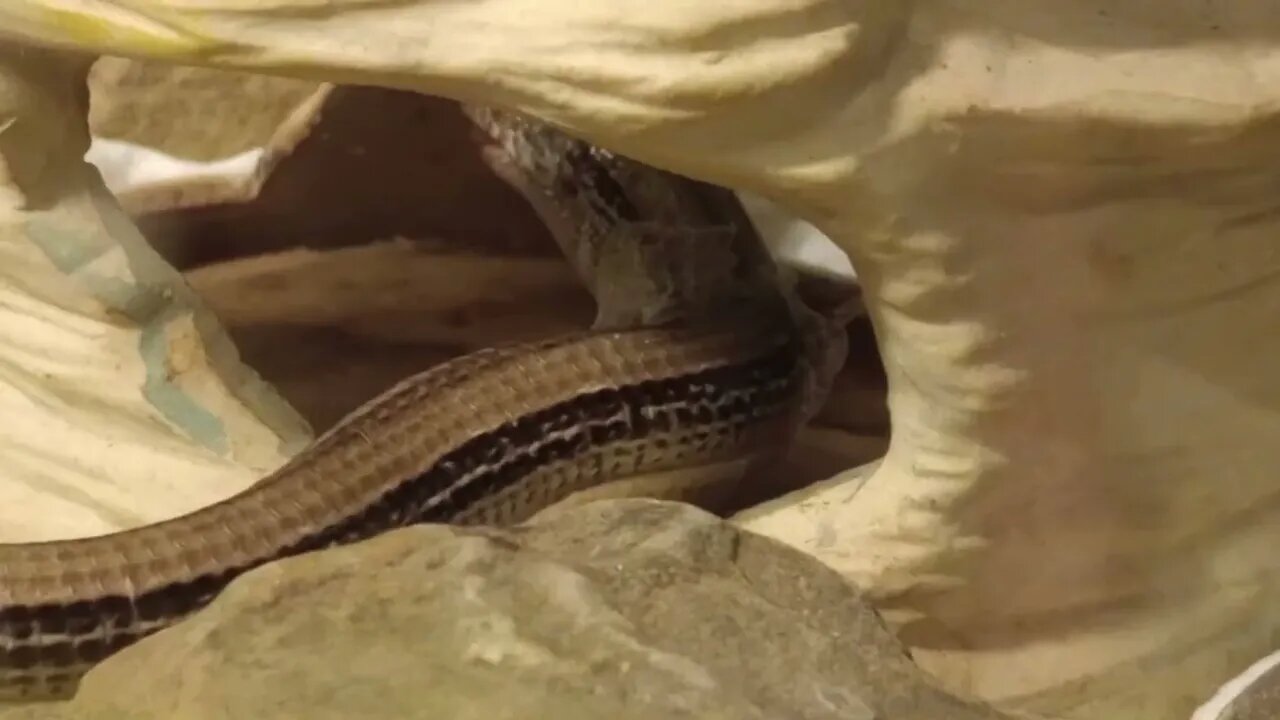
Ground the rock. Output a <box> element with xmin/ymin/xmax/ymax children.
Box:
<box><xmin>41</xmin><ymin>500</ymin><xmax>1008</xmax><ymax>720</ymax></box>
<box><xmin>88</xmin><ymin>58</ymin><xmax>321</xmax><ymax>161</ymax></box>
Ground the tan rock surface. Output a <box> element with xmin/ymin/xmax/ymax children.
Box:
<box><xmin>88</xmin><ymin>57</ymin><xmax>320</xmax><ymax>161</ymax></box>
<box><xmin>15</xmin><ymin>500</ymin><xmax>1010</xmax><ymax>720</ymax></box>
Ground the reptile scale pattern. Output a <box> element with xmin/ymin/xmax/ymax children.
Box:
<box><xmin>0</xmin><ymin>322</ymin><xmax>807</xmax><ymax>699</ymax></box>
